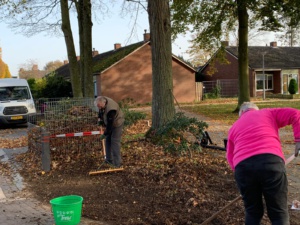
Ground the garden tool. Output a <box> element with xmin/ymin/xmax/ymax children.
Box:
<box><xmin>199</xmin><ymin>131</ymin><xmax>227</xmax><ymax>151</ymax></box>
<box><xmin>88</xmin><ymin>126</ymin><xmax>124</xmax><ymax>175</ymax></box>
<box><xmin>100</xmin><ymin>126</ymin><xmax>106</xmax><ymax>160</ymax></box>
<box><xmin>285</xmin><ymin>153</ymin><xmax>295</xmax><ymax>165</ymax></box>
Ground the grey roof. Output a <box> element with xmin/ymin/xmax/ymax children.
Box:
<box><xmin>53</xmin><ymin>41</ymin><xmax>195</xmax><ymax>79</ymax></box>
<box><xmin>226</xmin><ymin>46</ymin><xmax>300</xmax><ymax>70</ymax></box>
<box><xmin>54</xmin><ymin>42</ymin><xmax>146</xmax><ymax>79</ymax></box>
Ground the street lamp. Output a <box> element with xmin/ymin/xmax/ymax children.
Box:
<box><xmin>262</xmin><ymin>52</ymin><xmax>266</xmax><ymax>100</ymax></box>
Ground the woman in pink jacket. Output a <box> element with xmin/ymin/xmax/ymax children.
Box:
<box><xmin>227</xmin><ymin>102</ymin><xmax>300</xmax><ymax>225</ymax></box>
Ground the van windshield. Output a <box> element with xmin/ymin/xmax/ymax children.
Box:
<box><xmin>0</xmin><ymin>86</ymin><xmax>30</xmax><ymax>101</ymax></box>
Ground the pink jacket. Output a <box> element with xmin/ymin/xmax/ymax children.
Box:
<box><xmin>226</xmin><ymin>108</ymin><xmax>300</xmax><ymax>170</ymax></box>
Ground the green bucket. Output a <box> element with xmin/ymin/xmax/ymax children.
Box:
<box><xmin>50</xmin><ymin>195</ymin><xmax>83</xmax><ymax>225</ymax></box>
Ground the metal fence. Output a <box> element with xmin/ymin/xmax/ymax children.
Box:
<box><xmin>28</xmin><ymin>98</ymin><xmax>102</xmax><ymax>169</ymax></box>
<box><xmin>202</xmin><ymin>79</ymin><xmax>239</xmax><ymax>97</ymax></box>
<box><xmin>33</xmin><ymin>98</ymin><xmax>98</xmax><ymax>134</ymax></box>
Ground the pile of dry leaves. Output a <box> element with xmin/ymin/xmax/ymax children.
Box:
<box><xmin>10</xmin><ymin>119</ymin><xmax>241</xmax><ymax>225</ymax></box>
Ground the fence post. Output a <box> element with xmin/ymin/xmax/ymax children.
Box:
<box><xmin>195</xmin><ymin>82</ymin><xmax>203</xmax><ymax>102</ymax></box>
<box><xmin>41</xmin><ymin>128</ymin><xmax>51</xmax><ymax>172</ymax></box>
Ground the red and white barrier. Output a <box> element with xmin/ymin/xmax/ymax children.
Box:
<box><xmin>50</xmin><ymin>130</ymin><xmax>102</xmax><ymax>138</ymax></box>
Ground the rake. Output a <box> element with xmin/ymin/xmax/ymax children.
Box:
<box><xmin>89</xmin><ymin>130</ymin><xmax>124</xmax><ymax>175</ymax></box>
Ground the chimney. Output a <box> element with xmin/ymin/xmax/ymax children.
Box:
<box><xmin>221</xmin><ymin>41</ymin><xmax>229</xmax><ymax>47</ymax></box>
<box><xmin>64</xmin><ymin>60</ymin><xmax>69</xmax><ymax>65</ymax></box>
<box><xmin>92</xmin><ymin>48</ymin><xmax>99</xmax><ymax>57</ymax></box>
<box><xmin>114</xmin><ymin>43</ymin><xmax>121</xmax><ymax>50</ymax></box>
<box><xmin>32</xmin><ymin>64</ymin><xmax>38</xmax><ymax>71</ymax></box>
<box><xmin>270</xmin><ymin>42</ymin><xmax>277</xmax><ymax>47</ymax></box>
<box><xmin>143</xmin><ymin>29</ymin><xmax>150</xmax><ymax>42</ymax></box>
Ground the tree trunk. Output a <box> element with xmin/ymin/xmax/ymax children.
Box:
<box><xmin>77</xmin><ymin>0</ymin><xmax>84</xmax><ymax>95</ymax></box>
<box><xmin>82</xmin><ymin>0</ymin><xmax>94</xmax><ymax>97</ymax></box>
<box><xmin>60</xmin><ymin>0</ymin><xmax>83</xmax><ymax>97</ymax></box>
<box><xmin>148</xmin><ymin>0</ymin><xmax>175</xmax><ymax>129</ymax></box>
<box><xmin>77</xmin><ymin>0</ymin><xmax>93</xmax><ymax>97</ymax></box>
<box><xmin>237</xmin><ymin>0</ymin><xmax>250</xmax><ymax>109</ymax></box>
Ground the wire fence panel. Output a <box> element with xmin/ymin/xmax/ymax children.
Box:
<box><xmin>202</xmin><ymin>79</ymin><xmax>239</xmax><ymax>97</ymax></box>
<box><xmin>42</xmin><ymin>98</ymin><xmax>97</xmax><ymax>134</ymax></box>
<box><xmin>28</xmin><ymin>98</ymin><xmax>102</xmax><ymax>164</ymax></box>
<box><xmin>202</xmin><ymin>81</ymin><xmax>217</xmax><ymax>94</ymax></box>
<box><xmin>219</xmin><ymin>79</ymin><xmax>239</xmax><ymax>97</ymax></box>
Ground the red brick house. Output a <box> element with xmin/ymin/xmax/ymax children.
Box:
<box><xmin>55</xmin><ymin>33</ymin><xmax>196</xmax><ymax>104</ymax></box>
<box><xmin>199</xmin><ymin>42</ymin><xmax>300</xmax><ymax>97</ymax></box>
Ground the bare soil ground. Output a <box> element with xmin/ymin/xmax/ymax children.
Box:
<box><xmin>15</xmin><ymin>128</ymin><xmax>244</xmax><ymax>225</ymax></box>
<box><xmin>2</xmin><ymin>112</ymin><xmax>300</xmax><ymax>225</ymax></box>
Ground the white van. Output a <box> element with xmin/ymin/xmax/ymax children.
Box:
<box><xmin>0</xmin><ymin>78</ymin><xmax>36</xmax><ymax>125</ymax></box>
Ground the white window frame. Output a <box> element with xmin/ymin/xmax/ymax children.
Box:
<box><xmin>256</xmin><ymin>73</ymin><xmax>273</xmax><ymax>91</ymax></box>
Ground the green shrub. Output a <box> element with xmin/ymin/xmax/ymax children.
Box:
<box><xmin>288</xmin><ymin>79</ymin><xmax>298</xmax><ymax>95</ymax></box>
<box><xmin>118</xmin><ymin>98</ymin><xmax>136</xmax><ymax>108</ymax></box>
<box><xmin>123</xmin><ymin>108</ymin><xmax>147</xmax><ymax>127</ymax></box>
<box><xmin>146</xmin><ymin>112</ymin><xmax>208</xmax><ymax>155</ymax></box>
<box><xmin>41</xmin><ymin>74</ymin><xmax>72</xmax><ymax>98</ymax></box>
<box><xmin>203</xmin><ymin>85</ymin><xmax>221</xmax><ymax>99</ymax></box>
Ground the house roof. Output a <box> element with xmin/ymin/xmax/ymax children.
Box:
<box><xmin>54</xmin><ymin>41</ymin><xmax>147</xmax><ymax>79</ymax></box>
<box><xmin>54</xmin><ymin>41</ymin><xmax>195</xmax><ymax>79</ymax></box>
<box><xmin>226</xmin><ymin>46</ymin><xmax>300</xmax><ymax>70</ymax></box>
<box><xmin>92</xmin><ymin>41</ymin><xmax>148</xmax><ymax>74</ymax></box>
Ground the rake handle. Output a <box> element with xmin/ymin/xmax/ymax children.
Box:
<box><xmin>100</xmin><ymin>126</ymin><xmax>106</xmax><ymax>158</ymax></box>
<box><xmin>200</xmin><ymin>195</ymin><xmax>242</xmax><ymax>225</ymax></box>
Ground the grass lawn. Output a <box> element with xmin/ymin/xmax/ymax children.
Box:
<box><xmin>181</xmin><ymin>98</ymin><xmax>300</xmax><ymax>125</ymax></box>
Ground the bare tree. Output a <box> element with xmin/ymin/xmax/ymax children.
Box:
<box><xmin>278</xmin><ymin>0</ymin><xmax>300</xmax><ymax>46</ymax></box>
<box><xmin>1</xmin><ymin>0</ymin><xmax>113</xmax><ymax>97</ymax></box>
<box><xmin>186</xmin><ymin>34</ymin><xmax>212</xmax><ymax>67</ymax></box>
<box><xmin>275</xmin><ymin>23</ymin><xmax>300</xmax><ymax>46</ymax></box>
<box><xmin>44</xmin><ymin>60</ymin><xmax>64</xmax><ymax>73</ymax></box>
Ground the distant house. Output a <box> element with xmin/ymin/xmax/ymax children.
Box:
<box><xmin>199</xmin><ymin>42</ymin><xmax>300</xmax><ymax>97</ymax></box>
<box><xmin>19</xmin><ymin>64</ymin><xmax>47</xmax><ymax>80</ymax></box>
<box><xmin>54</xmin><ymin>33</ymin><xmax>197</xmax><ymax>104</ymax></box>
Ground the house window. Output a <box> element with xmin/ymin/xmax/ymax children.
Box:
<box><xmin>256</xmin><ymin>74</ymin><xmax>273</xmax><ymax>90</ymax></box>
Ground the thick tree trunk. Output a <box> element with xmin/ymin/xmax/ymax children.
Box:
<box><xmin>82</xmin><ymin>0</ymin><xmax>93</xmax><ymax>97</ymax></box>
<box><xmin>148</xmin><ymin>0</ymin><xmax>175</xmax><ymax>129</ymax></box>
<box><xmin>237</xmin><ymin>0</ymin><xmax>250</xmax><ymax>109</ymax></box>
<box><xmin>77</xmin><ymin>0</ymin><xmax>93</xmax><ymax>97</ymax></box>
<box><xmin>77</xmin><ymin>0</ymin><xmax>84</xmax><ymax>95</ymax></box>
<box><xmin>60</xmin><ymin>0</ymin><xmax>82</xmax><ymax>97</ymax></box>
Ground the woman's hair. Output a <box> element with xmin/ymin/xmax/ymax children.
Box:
<box><xmin>239</xmin><ymin>102</ymin><xmax>259</xmax><ymax>117</ymax></box>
